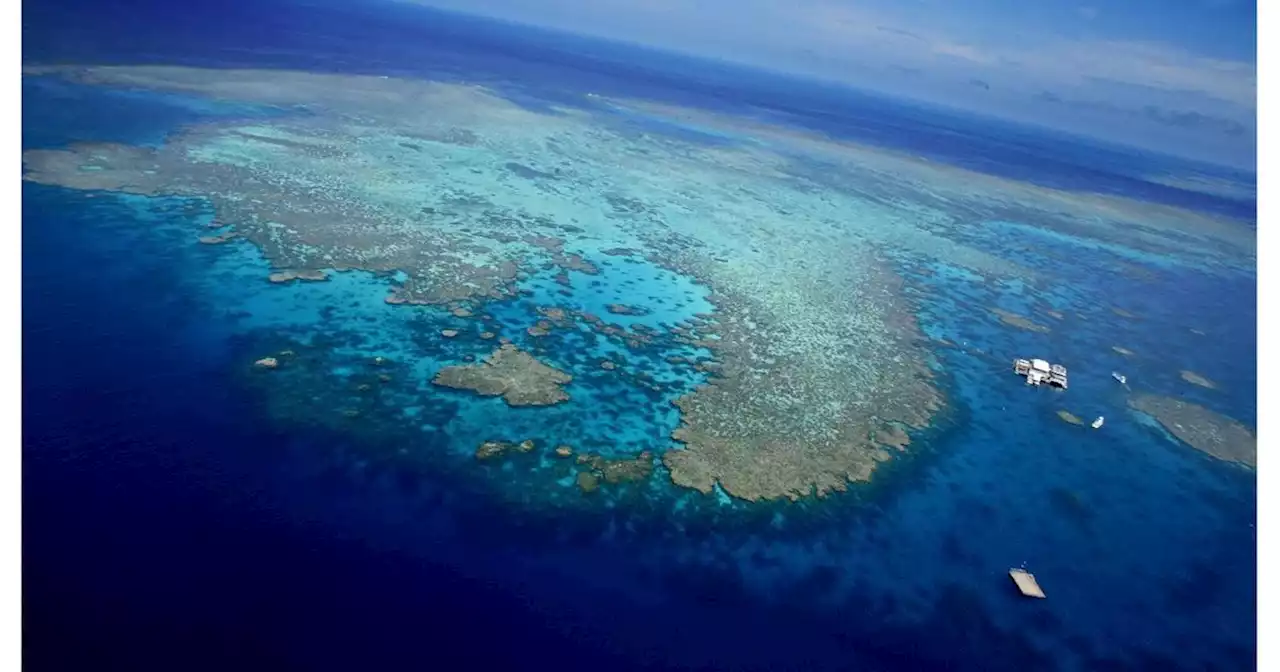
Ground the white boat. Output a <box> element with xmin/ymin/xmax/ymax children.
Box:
<box><xmin>1091</xmin><ymin>416</ymin><xmax>1105</xmax><ymax>429</ymax></box>
<box><xmin>1112</xmin><ymin>372</ymin><xmax>1126</xmax><ymax>385</ymax></box>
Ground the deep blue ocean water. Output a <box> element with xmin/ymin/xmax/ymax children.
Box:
<box><xmin>23</xmin><ymin>1</ymin><xmax>1257</xmax><ymax>670</ymax></box>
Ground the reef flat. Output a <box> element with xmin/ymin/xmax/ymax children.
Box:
<box><xmin>593</xmin><ymin>97</ymin><xmax>1257</xmax><ymax>275</ymax></box>
<box><xmin>21</xmin><ymin>65</ymin><xmax>1250</xmax><ymax>504</ymax></box>
<box><xmin>1129</xmin><ymin>394</ymin><xmax>1256</xmax><ymax>468</ymax></box>
<box><xmin>662</xmin><ymin>255</ymin><xmax>944</xmax><ymax>501</ymax></box>
<box><xmin>433</xmin><ymin>344</ymin><xmax>572</xmax><ymax>406</ymax></box>
<box><xmin>990</xmin><ymin>307</ymin><xmax>1051</xmax><ymax>333</ymax></box>
<box><xmin>1179</xmin><ymin>370</ymin><xmax>1219</xmax><ymax>390</ymax></box>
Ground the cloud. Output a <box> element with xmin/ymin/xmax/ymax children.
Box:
<box><xmin>743</xmin><ymin>1</ymin><xmax>1256</xmax><ymax>108</ymax></box>
<box><xmin>1034</xmin><ymin>40</ymin><xmax>1256</xmax><ymax>107</ymax></box>
<box><xmin>1037</xmin><ymin>90</ymin><xmax>1250</xmax><ymax>137</ymax></box>
<box><xmin>929</xmin><ymin>42</ymin><xmax>997</xmax><ymax>65</ymax></box>
<box><xmin>875</xmin><ymin>25</ymin><xmax>925</xmax><ymax>42</ymax></box>
<box><xmin>410</xmin><ymin>0</ymin><xmax>1254</xmax><ymax>109</ymax></box>
<box><xmin>405</xmin><ymin>0</ymin><xmax>1255</xmax><ymax>163</ymax></box>
<box><xmin>1140</xmin><ymin>106</ymin><xmax>1247</xmax><ymax>136</ymax></box>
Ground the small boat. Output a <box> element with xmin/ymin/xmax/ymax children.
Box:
<box><xmin>1112</xmin><ymin>372</ymin><xmax>1127</xmax><ymax>385</ymax></box>
<box><xmin>1091</xmin><ymin>416</ymin><xmax>1105</xmax><ymax>429</ymax></box>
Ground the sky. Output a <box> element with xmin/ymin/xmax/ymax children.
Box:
<box><xmin>405</xmin><ymin>0</ymin><xmax>1257</xmax><ymax>169</ymax></box>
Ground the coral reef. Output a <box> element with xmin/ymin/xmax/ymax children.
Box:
<box><xmin>576</xmin><ymin>471</ymin><xmax>600</xmax><ymax>493</ymax></box>
<box><xmin>990</xmin><ymin>308</ymin><xmax>1051</xmax><ymax>333</ymax></box>
<box><xmin>1057</xmin><ymin>410</ymin><xmax>1084</xmax><ymax>426</ymax></box>
<box><xmin>1129</xmin><ymin>394</ymin><xmax>1255</xmax><ymax>468</ymax></box>
<box><xmin>38</xmin><ymin>65</ymin><xmax>1220</xmax><ymax>503</ymax></box>
<box><xmin>606</xmin><ymin>303</ymin><xmax>649</xmax><ymax>316</ymax></box>
<box><xmin>1180</xmin><ymin>370</ymin><xmax>1218</xmax><ymax>390</ymax></box>
<box><xmin>198</xmin><ymin>232</ymin><xmax>238</xmax><ymax>244</ymax></box>
<box><xmin>432</xmin><ymin>344</ymin><xmax>572</xmax><ymax>406</ymax></box>
<box><xmin>662</xmin><ymin>255</ymin><xmax>943</xmax><ymax>502</ymax></box>
<box><xmin>475</xmin><ymin>440</ymin><xmax>514</xmax><ymax>460</ymax></box>
<box><xmin>268</xmin><ymin>269</ymin><xmax>329</xmax><ymax>283</ymax></box>
<box><xmin>874</xmin><ymin>424</ymin><xmax>912</xmax><ymax>449</ymax></box>
<box><xmin>575</xmin><ymin>451</ymin><xmax>655</xmax><ymax>485</ymax></box>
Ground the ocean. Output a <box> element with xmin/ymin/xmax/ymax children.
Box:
<box><xmin>22</xmin><ymin>0</ymin><xmax>1257</xmax><ymax>670</ymax></box>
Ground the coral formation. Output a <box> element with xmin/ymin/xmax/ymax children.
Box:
<box><xmin>475</xmin><ymin>440</ymin><xmax>514</xmax><ymax>460</ymax></box>
<box><xmin>874</xmin><ymin>424</ymin><xmax>912</xmax><ymax>449</ymax></box>
<box><xmin>575</xmin><ymin>451</ymin><xmax>655</xmax><ymax>485</ymax></box>
<box><xmin>268</xmin><ymin>269</ymin><xmax>329</xmax><ymax>283</ymax></box>
<box><xmin>1180</xmin><ymin>370</ymin><xmax>1218</xmax><ymax>390</ymax></box>
<box><xmin>990</xmin><ymin>308</ymin><xmax>1051</xmax><ymax>333</ymax></box>
<box><xmin>606</xmin><ymin>303</ymin><xmax>649</xmax><ymax>316</ymax></box>
<box><xmin>662</xmin><ymin>256</ymin><xmax>943</xmax><ymax>502</ymax></box>
<box><xmin>432</xmin><ymin>344</ymin><xmax>572</xmax><ymax>406</ymax></box>
<box><xmin>1129</xmin><ymin>394</ymin><xmax>1255</xmax><ymax>468</ymax></box>
<box><xmin>576</xmin><ymin>471</ymin><xmax>600</xmax><ymax>493</ymax></box>
<box><xmin>1057</xmin><ymin>410</ymin><xmax>1084</xmax><ymax>426</ymax></box>
<box><xmin>35</xmin><ymin>65</ymin><xmax>1229</xmax><ymax>503</ymax></box>
<box><xmin>198</xmin><ymin>232</ymin><xmax>238</xmax><ymax>244</ymax></box>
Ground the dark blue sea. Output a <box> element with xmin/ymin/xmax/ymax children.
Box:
<box><xmin>23</xmin><ymin>0</ymin><xmax>1257</xmax><ymax>670</ymax></box>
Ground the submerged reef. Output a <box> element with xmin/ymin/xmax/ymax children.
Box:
<box><xmin>605</xmin><ymin>303</ymin><xmax>650</xmax><ymax>316</ymax></box>
<box><xmin>20</xmin><ymin>66</ymin><xmax>949</xmax><ymax>504</ymax></box>
<box><xmin>990</xmin><ymin>308</ymin><xmax>1051</xmax><ymax>333</ymax></box>
<box><xmin>26</xmin><ymin>65</ymin><xmax>1247</xmax><ymax>507</ymax></box>
<box><xmin>199</xmin><ymin>232</ymin><xmax>239</xmax><ymax>244</ymax></box>
<box><xmin>1179</xmin><ymin>370</ymin><xmax>1218</xmax><ymax>390</ymax></box>
<box><xmin>662</xmin><ymin>256</ymin><xmax>944</xmax><ymax>502</ymax></box>
<box><xmin>576</xmin><ymin>451</ymin><xmax>655</xmax><ymax>486</ymax></box>
<box><xmin>1129</xmin><ymin>394</ymin><xmax>1255</xmax><ymax>468</ymax></box>
<box><xmin>474</xmin><ymin>438</ymin><xmax>538</xmax><ymax>460</ymax></box>
<box><xmin>1057</xmin><ymin>410</ymin><xmax>1084</xmax><ymax>426</ymax></box>
<box><xmin>433</xmin><ymin>344</ymin><xmax>572</xmax><ymax>406</ymax></box>
<box><xmin>268</xmin><ymin>269</ymin><xmax>329</xmax><ymax>283</ymax></box>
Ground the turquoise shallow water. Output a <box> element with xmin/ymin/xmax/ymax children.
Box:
<box><xmin>23</xmin><ymin>29</ymin><xmax>1256</xmax><ymax>672</ymax></box>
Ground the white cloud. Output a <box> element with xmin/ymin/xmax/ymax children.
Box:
<box><xmin>764</xmin><ymin>2</ymin><xmax>1255</xmax><ymax>108</ymax></box>
<box><xmin>407</xmin><ymin>0</ymin><xmax>1256</xmax><ymax>110</ymax></box>
<box><xmin>929</xmin><ymin>41</ymin><xmax>998</xmax><ymax>65</ymax></box>
<box><xmin>1018</xmin><ymin>40</ymin><xmax>1256</xmax><ymax>107</ymax></box>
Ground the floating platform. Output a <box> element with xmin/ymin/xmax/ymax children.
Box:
<box><xmin>1013</xmin><ymin>358</ymin><xmax>1068</xmax><ymax>389</ymax></box>
<box><xmin>1009</xmin><ymin>568</ymin><xmax>1047</xmax><ymax>598</ymax></box>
